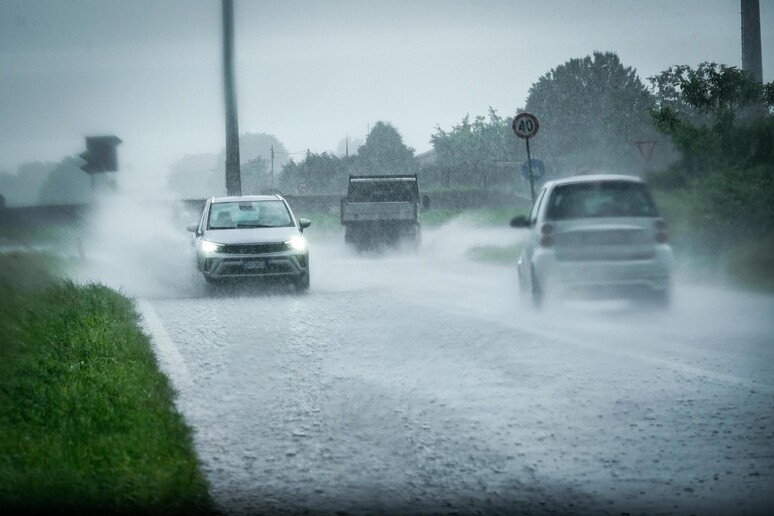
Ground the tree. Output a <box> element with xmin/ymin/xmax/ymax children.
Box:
<box><xmin>353</xmin><ymin>122</ymin><xmax>416</xmax><ymax>176</ymax></box>
<box><xmin>38</xmin><ymin>156</ymin><xmax>92</xmax><ymax>205</ymax></box>
<box><xmin>276</xmin><ymin>123</ymin><xmax>415</xmax><ymax>195</ymax></box>
<box><xmin>430</xmin><ymin>108</ymin><xmax>525</xmax><ymax>191</ymax></box>
<box><xmin>647</xmin><ymin>63</ymin><xmax>774</xmax><ymax>252</ymax></box>
<box><xmin>0</xmin><ymin>161</ymin><xmax>54</xmax><ymax>206</ymax></box>
<box><xmin>240</xmin><ymin>156</ymin><xmax>270</xmax><ymax>194</ymax></box>
<box><xmin>648</xmin><ymin>63</ymin><xmax>774</xmax><ymax>176</ymax></box>
<box><xmin>278</xmin><ymin>152</ymin><xmax>349</xmax><ymax>195</ymax></box>
<box><xmin>525</xmin><ymin>51</ymin><xmax>659</xmax><ymax>174</ymax></box>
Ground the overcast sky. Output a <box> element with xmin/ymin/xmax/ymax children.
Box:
<box><xmin>1</xmin><ymin>0</ymin><xmax>772</xmax><ymax>189</ymax></box>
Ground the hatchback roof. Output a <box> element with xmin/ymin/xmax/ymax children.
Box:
<box><xmin>546</xmin><ymin>174</ymin><xmax>644</xmax><ymax>187</ymax></box>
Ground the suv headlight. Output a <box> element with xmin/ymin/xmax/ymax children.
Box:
<box><xmin>285</xmin><ymin>236</ymin><xmax>307</xmax><ymax>251</ymax></box>
<box><xmin>199</xmin><ymin>240</ymin><xmax>223</xmax><ymax>254</ymax></box>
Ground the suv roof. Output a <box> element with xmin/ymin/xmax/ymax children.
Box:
<box><xmin>210</xmin><ymin>194</ymin><xmax>284</xmax><ymax>203</ymax></box>
<box><xmin>348</xmin><ymin>174</ymin><xmax>418</xmax><ymax>182</ymax></box>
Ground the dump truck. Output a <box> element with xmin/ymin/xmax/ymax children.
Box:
<box><xmin>340</xmin><ymin>174</ymin><xmax>429</xmax><ymax>251</ymax></box>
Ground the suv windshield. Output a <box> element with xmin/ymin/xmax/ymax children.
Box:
<box><xmin>546</xmin><ymin>181</ymin><xmax>659</xmax><ymax>220</ymax></box>
<box><xmin>208</xmin><ymin>200</ymin><xmax>293</xmax><ymax>229</ymax></box>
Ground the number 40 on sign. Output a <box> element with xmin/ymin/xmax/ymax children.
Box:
<box><xmin>512</xmin><ymin>112</ymin><xmax>539</xmax><ymax>139</ymax></box>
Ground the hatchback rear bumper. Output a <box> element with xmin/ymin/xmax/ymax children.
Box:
<box><xmin>534</xmin><ymin>245</ymin><xmax>672</xmax><ymax>296</ymax></box>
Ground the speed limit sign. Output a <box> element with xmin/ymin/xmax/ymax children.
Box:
<box><xmin>512</xmin><ymin>112</ymin><xmax>539</xmax><ymax>139</ymax></box>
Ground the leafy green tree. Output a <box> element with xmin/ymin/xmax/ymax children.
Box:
<box><xmin>278</xmin><ymin>152</ymin><xmax>349</xmax><ymax>195</ymax></box>
<box><xmin>649</xmin><ymin>63</ymin><xmax>769</xmax><ymax>129</ymax></box>
<box><xmin>525</xmin><ymin>51</ymin><xmax>659</xmax><ymax>174</ymax></box>
<box><xmin>648</xmin><ymin>63</ymin><xmax>773</xmax><ymax>179</ymax></box>
<box><xmin>430</xmin><ymin>108</ymin><xmax>525</xmax><ymax>191</ymax></box>
<box><xmin>277</xmin><ymin>123</ymin><xmax>416</xmax><ymax>195</ymax></box>
<box><xmin>353</xmin><ymin>122</ymin><xmax>416</xmax><ymax>176</ymax></box>
<box><xmin>647</xmin><ymin>63</ymin><xmax>774</xmax><ymax>259</ymax></box>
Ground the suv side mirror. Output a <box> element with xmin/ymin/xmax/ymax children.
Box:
<box><xmin>186</xmin><ymin>223</ymin><xmax>199</xmax><ymax>233</ymax></box>
<box><xmin>421</xmin><ymin>195</ymin><xmax>430</xmax><ymax>210</ymax></box>
<box><xmin>298</xmin><ymin>218</ymin><xmax>312</xmax><ymax>232</ymax></box>
<box><xmin>509</xmin><ymin>215</ymin><xmax>530</xmax><ymax>228</ymax></box>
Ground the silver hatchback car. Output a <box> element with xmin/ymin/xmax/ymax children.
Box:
<box><xmin>510</xmin><ymin>174</ymin><xmax>673</xmax><ymax>308</ymax></box>
<box><xmin>187</xmin><ymin>194</ymin><xmax>311</xmax><ymax>290</ymax></box>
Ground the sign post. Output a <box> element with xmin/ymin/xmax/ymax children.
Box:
<box><xmin>512</xmin><ymin>112</ymin><xmax>540</xmax><ymax>202</ymax></box>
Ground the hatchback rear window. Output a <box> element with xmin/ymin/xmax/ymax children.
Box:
<box><xmin>546</xmin><ymin>181</ymin><xmax>659</xmax><ymax>220</ymax></box>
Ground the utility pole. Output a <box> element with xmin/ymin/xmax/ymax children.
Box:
<box><xmin>223</xmin><ymin>0</ymin><xmax>241</xmax><ymax>195</ymax></box>
<box><xmin>270</xmin><ymin>145</ymin><xmax>274</xmax><ymax>189</ymax></box>
<box><xmin>741</xmin><ymin>0</ymin><xmax>763</xmax><ymax>83</ymax></box>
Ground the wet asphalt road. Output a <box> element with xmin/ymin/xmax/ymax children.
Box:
<box><xmin>137</xmin><ymin>236</ymin><xmax>774</xmax><ymax>516</ymax></box>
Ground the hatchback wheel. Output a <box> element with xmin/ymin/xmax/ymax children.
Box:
<box><xmin>531</xmin><ymin>268</ymin><xmax>544</xmax><ymax>310</ymax></box>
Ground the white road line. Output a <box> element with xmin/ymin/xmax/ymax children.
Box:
<box><xmin>137</xmin><ymin>299</ymin><xmax>193</xmax><ymax>389</ymax></box>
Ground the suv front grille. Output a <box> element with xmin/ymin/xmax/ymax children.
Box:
<box><xmin>219</xmin><ymin>242</ymin><xmax>288</xmax><ymax>254</ymax></box>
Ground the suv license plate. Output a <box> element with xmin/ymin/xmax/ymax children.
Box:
<box><xmin>244</xmin><ymin>261</ymin><xmax>266</xmax><ymax>270</ymax></box>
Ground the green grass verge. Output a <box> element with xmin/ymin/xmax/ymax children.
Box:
<box><xmin>421</xmin><ymin>206</ymin><xmax>526</xmax><ymax>228</ymax></box>
<box><xmin>652</xmin><ymin>188</ymin><xmax>774</xmax><ymax>291</ymax></box>
<box><xmin>726</xmin><ymin>235</ymin><xmax>774</xmax><ymax>293</ymax></box>
<box><xmin>464</xmin><ymin>243</ymin><xmax>524</xmax><ymax>265</ymax></box>
<box><xmin>0</xmin><ymin>252</ymin><xmax>214</xmax><ymax>515</ymax></box>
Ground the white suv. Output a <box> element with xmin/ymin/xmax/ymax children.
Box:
<box><xmin>510</xmin><ymin>175</ymin><xmax>673</xmax><ymax>308</ymax></box>
<box><xmin>187</xmin><ymin>194</ymin><xmax>311</xmax><ymax>291</ymax></box>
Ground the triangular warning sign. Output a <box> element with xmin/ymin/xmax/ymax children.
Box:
<box><xmin>635</xmin><ymin>140</ymin><xmax>657</xmax><ymax>162</ymax></box>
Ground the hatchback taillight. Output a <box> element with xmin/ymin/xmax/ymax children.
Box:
<box><xmin>540</xmin><ymin>223</ymin><xmax>554</xmax><ymax>247</ymax></box>
<box><xmin>655</xmin><ymin>219</ymin><xmax>668</xmax><ymax>243</ymax></box>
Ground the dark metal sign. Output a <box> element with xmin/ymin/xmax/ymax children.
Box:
<box><xmin>79</xmin><ymin>135</ymin><xmax>122</xmax><ymax>174</ymax></box>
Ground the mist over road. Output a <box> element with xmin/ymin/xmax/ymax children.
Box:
<box><xmin>92</xmin><ymin>223</ymin><xmax>773</xmax><ymax>515</ymax></box>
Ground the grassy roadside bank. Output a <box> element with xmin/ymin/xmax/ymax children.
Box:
<box><xmin>0</xmin><ymin>252</ymin><xmax>214</xmax><ymax>515</ymax></box>
<box><xmin>652</xmin><ymin>189</ymin><xmax>774</xmax><ymax>293</ymax></box>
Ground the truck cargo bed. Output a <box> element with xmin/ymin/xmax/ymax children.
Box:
<box><xmin>341</xmin><ymin>201</ymin><xmax>417</xmax><ymax>223</ymax></box>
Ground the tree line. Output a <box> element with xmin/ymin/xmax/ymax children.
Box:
<box><xmin>2</xmin><ymin>51</ymin><xmax>771</xmax><ymax>220</ymax></box>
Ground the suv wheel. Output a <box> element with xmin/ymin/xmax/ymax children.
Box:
<box><xmin>295</xmin><ymin>271</ymin><xmax>310</xmax><ymax>292</ymax></box>
<box><xmin>650</xmin><ymin>286</ymin><xmax>671</xmax><ymax>310</ymax></box>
